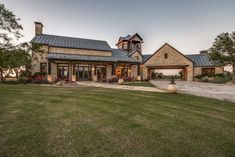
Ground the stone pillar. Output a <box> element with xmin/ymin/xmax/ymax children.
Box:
<box><xmin>92</xmin><ymin>64</ymin><xmax>97</xmax><ymax>81</ymax></box>
<box><xmin>112</xmin><ymin>63</ymin><xmax>117</xmax><ymax>76</ymax></box>
<box><xmin>72</xmin><ymin>62</ymin><xmax>76</xmax><ymax>82</ymax></box>
<box><xmin>47</xmin><ymin>60</ymin><xmax>52</xmax><ymax>82</ymax></box>
<box><xmin>136</xmin><ymin>63</ymin><xmax>141</xmax><ymax>81</ymax></box>
<box><xmin>69</xmin><ymin>61</ymin><xmax>72</xmax><ymax>82</ymax></box>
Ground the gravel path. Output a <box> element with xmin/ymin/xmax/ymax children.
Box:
<box><xmin>150</xmin><ymin>80</ymin><xmax>235</xmax><ymax>102</ymax></box>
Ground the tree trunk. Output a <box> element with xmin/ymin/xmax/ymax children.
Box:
<box><xmin>233</xmin><ymin>62</ymin><xmax>235</xmax><ymax>83</ymax></box>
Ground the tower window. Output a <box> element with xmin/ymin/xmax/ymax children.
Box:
<box><xmin>164</xmin><ymin>53</ymin><xmax>168</xmax><ymax>59</ymax></box>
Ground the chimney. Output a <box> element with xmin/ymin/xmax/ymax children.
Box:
<box><xmin>200</xmin><ymin>50</ymin><xmax>208</xmax><ymax>55</ymax></box>
<box><xmin>34</xmin><ymin>22</ymin><xmax>43</xmax><ymax>35</ymax></box>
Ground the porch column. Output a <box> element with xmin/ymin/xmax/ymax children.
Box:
<box><xmin>47</xmin><ymin>60</ymin><xmax>52</xmax><ymax>82</ymax></box>
<box><xmin>92</xmin><ymin>64</ymin><xmax>97</xmax><ymax>81</ymax></box>
<box><xmin>112</xmin><ymin>63</ymin><xmax>117</xmax><ymax>76</ymax></box>
<box><xmin>137</xmin><ymin>63</ymin><xmax>141</xmax><ymax>81</ymax></box>
<box><xmin>69</xmin><ymin>61</ymin><xmax>72</xmax><ymax>82</ymax></box>
<box><xmin>72</xmin><ymin>62</ymin><xmax>76</xmax><ymax>82</ymax></box>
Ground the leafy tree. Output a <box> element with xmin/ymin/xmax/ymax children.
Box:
<box><xmin>0</xmin><ymin>3</ymin><xmax>43</xmax><ymax>81</ymax></box>
<box><xmin>209</xmin><ymin>32</ymin><xmax>235</xmax><ymax>82</ymax></box>
<box><xmin>0</xmin><ymin>3</ymin><xmax>23</xmax><ymax>81</ymax></box>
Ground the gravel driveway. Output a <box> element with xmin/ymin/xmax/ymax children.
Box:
<box><xmin>150</xmin><ymin>80</ymin><xmax>235</xmax><ymax>102</ymax></box>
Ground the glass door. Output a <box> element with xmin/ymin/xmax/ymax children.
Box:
<box><xmin>97</xmin><ymin>66</ymin><xmax>107</xmax><ymax>81</ymax></box>
<box><xmin>76</xmin><ymin>64</ymin><xmax>91</xmax><ymax>81</ymax></box>
<box><xmin>57</xmin><ymin>63</ymin><xmax>69</xmax><ymax>80</ymax></box>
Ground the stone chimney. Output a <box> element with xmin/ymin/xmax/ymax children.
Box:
<box><xmin>200</xmin><ymin>50</ymin><xmax>208</xmax><ymax>55</ymax></box>
<box><xmin>34</xmin><ymin>22</ymin><xmax>43</xmax><ymax>35</ymax></box>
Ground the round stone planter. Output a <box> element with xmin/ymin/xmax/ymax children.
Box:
<box><xmin>118</xmin><ymin>78</ymin><xmax>124</xmax><ymax>85</ymax></box>
<box><xmin>168</xmin><ymin>84</ymin><xmax>177</xmax><ymax>93</ymax></box>
<box><xmin>136</xmin><ymin>76</ymin><xmax>141</xmax><ymax>81</ymax></box>
<box><xmin>93</xmin><ymin>75</ymin><xmax>98</xmax><ymax>82</ymax></box>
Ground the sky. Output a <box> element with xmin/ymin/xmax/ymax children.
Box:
<box><xmin>2</xmin><ymin>0</ymin><xmax>235</xmax><ymax>55</ymax></box>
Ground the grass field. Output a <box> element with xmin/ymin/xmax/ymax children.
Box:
<box><xmin>0</xmin><ymin>84</ymin><xmax>234</xmax><ymax>157</ymax></box>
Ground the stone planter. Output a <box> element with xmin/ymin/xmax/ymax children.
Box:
<box><xmin>118</xmin><ymin>78</ymin><xmax>124</xmax><ymax>85</ymax></box>
<box><xmin>136</xmin><ymin>76</ymin><xmax>141</xmax><ymax>81</ymax></box>
<box><xmin>168</xmin><ymin>84</ymin><xmax>177</xmax><ymax>93</ymax></box>
<box><xmin>93</xmin><ymin>75</ymin><xmax>98</xmax><ymax>82</ymax></box>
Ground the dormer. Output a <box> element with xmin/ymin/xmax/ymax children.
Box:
<box><xmin>116</xmin><ymin>33</ymin><xmax>143</xmax><ymax>53</ymax></box>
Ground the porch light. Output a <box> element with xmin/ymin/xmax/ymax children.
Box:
<box><xmin>188</xmin><ymin>68</ymin><xmax>192</xmax><ymax>71</ymax></box>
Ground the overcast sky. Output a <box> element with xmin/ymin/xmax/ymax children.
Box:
<box><xmin>2</xmin><ymin>0</ymin><xmax>235</xmax><ymax>55</ymax></box>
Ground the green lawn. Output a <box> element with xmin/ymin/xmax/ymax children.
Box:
<box><xmin>0</xmin><ymin>84</ymin><xmax>234</xmax><ymax>157</ymax></box>
<box><xmin>125</xmin><ymin>81</ymin><xmax>155</xmax><ymax>87</ymax></box>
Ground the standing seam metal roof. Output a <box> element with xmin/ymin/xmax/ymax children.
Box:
<box><xmin>186</xmin><ymin>54</ymin><xmax>214</xmax><ymax>67</ymax></box>
<box><xmin>31</xmin><ymin>34</ymin><xmax>112</xmax><ymax>51</ymax></box>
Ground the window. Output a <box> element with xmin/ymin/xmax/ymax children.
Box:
<box><xmin>135</xmin><ymin>56</ymin><xmax>139</xmax><ymax>60</ymax></box>
<box><xmin>164</xmin><ymin>53</ymin><xmax>168</xmax><ymax>59</ymax></box>
<box><xmin>40</xmin><ymin>63</ymin><xmax>47</xmax><ymax>72</ymax></box>
<box><xmin>202</xmin><ymin>68</ymin><xmax>215</xmax><ymax>75</ymax></box>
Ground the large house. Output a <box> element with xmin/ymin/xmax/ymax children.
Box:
<box><xmin>31</xmin><ymin>22</ymin><xmax>223</xmax><ymax>82</ymax></box>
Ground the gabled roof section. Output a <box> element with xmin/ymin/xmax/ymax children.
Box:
<box><xmin>142</xmin><ymin>54</ymin><xmax>152</xmax><ymax>63</ymax></box>
<box><xmin>128</xmin><ymin>49</ymin><xmax>142</xmax><ymax>57</ymax></box>
<box><xmin>143</xmin><ymin>43</ymin><xmax>194</xmax><ymax>64</ymax></box>
<box><xmin>129</xmin><ymin>33</ymin><xmax>143</xmax><ymax>41</ymax></box>
<box><xmin>31</xmin><ymin>34</ymin><xmax>112</xmax><ymax>51</ymax></box>
<box><xmin>116</xmin><ymin>33</ymin><xmax>143</xmax><ymax>45</ymax></box>
<box><xmin>186</xmin><ymin>54</ymin><xmax>215</xmax><ymax>67</ymax></box>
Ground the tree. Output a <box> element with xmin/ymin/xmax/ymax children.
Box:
<box><xmin>0</xmin><ymin>3</ymin><xmax>23</xmax><ymax>81</ymax></box>
<box><xmin>209</xmin><ymin>32</ymin><xmax>235</xmax><ymax>82</ymax></box>
<box><xmin>0</xmin><ymin>3</ymin><xmax>22</xmax><ymax>46</ymax></box>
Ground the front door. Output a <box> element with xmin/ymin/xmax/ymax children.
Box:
<box><xmin>76</xmin><ymin>64</ymin><xmax>92</xmax><ymax>81</ymax></box>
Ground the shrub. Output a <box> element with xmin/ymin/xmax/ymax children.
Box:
<box><xmin>201</xmin><ymin>76</ymin><xmax>209</xmax><ymax>82</ymax></box>
<box><xmin>31</xmin><ymin>79</ymin><xmax>49</xmax><ymax>84</ymax></box>
<box><xmin>18</xmin><ymin>77</ymin><xmax>28</xmax><ymax>84</ymax></box>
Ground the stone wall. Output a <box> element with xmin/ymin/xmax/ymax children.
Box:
<box><xmin>131</xmin><ymin>65</ymin><xmax>138</xmax><ymax>78</ymax></box>
<box><xmin>131</xmin><ymin>51</ymin><xmax>143</xmax><ymax>62</ymax></box>
<box><xmin>50</xmin><ymin>46</ymin><xmax>112</xmax><ymax>57</ymax></box>
<box><xmin>143</xmin><ymin>44</ymin><xmax>194</xmax><ymax>81</ymax></box>
<box><xmin>32</xmin><ymin>45</ymin><xmax>49</xmax><ymax>73</ymax></box>
<box><xmin>215</xmin><ymin>67</ymin><xmax>224</xmax><ymax>73</ymax></box>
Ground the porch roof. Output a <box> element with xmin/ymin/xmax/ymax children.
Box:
<box><xmin>48</xmin><ymin>49</ymin><xmax>139</xmax><ymax>63</ymax></box>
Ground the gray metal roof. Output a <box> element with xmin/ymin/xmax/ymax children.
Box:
<box><xmin>31</xmin><ymin>34</ymin><xmax>112</xmax><ymax>51</ymax></box>
<box><xmin>47</xmin><ymin>49</ymin><xmax>139</xmax><ymax>63</ymax></box>
<box><xmin>186</xmin><ymin>54</ymin><xmax>214</xmax><ymax>67</ymax></box>
<box><xmin>142</xmin><ymin>54</ymin><xmax>152</xmax><ymax>63</ymax></box>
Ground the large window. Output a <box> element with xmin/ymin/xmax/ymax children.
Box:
<box><xmin>40</xmin><ymin>62</ymin><xmax>47</xmax><ymax>73</ymax></box>
<box><xmin>202</xmin><ymin>68</ymin><xmax>215</xmax><ymax>75</ymax></box>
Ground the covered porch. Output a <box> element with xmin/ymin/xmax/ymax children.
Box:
<box><xmin>47</xmin><ymin>60</ymin><xmax>141</xmax><ymax>82</ymax></box>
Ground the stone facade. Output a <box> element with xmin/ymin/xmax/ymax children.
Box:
<box><xmin>193</xmin><ymin>66</ymin><xmax>224</xmax><ymax>78</ymax></box>
<box><xmin>143</xmin><ymin>44</ymin><xmax>194</xmax><ymax>81</ymax></box>
<box><xmin>50</xmin><ymin>46</ymin><xmax>112</xmax><ymax>56</ymax></box>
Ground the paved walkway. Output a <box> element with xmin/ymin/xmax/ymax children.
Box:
<box><xmin>77</xmin><ymin>81</ymin><xmax>168</xmax><ymax>93</ymax></box>
<box><xmin>150</xmin><ymin>80</ymin><xmax>235</xmax><ymax>102</ymax></box>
